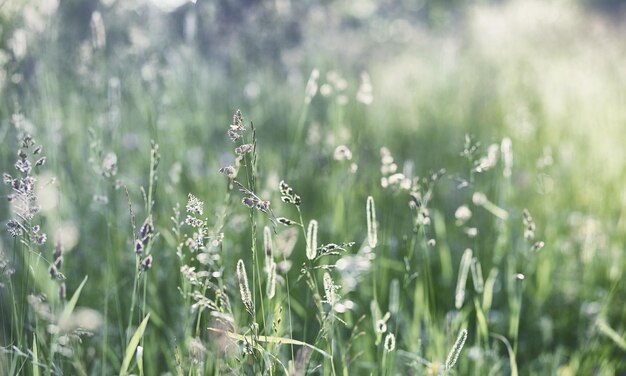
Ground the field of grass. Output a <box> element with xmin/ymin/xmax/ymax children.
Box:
<box><xmin>1</xmin><ymin>0</ymin><xmax>626</xmax><ymax>375</ymax></box>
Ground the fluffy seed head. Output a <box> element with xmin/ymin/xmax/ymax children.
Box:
<box><xmin>304</xmin><ymin>68</ymin><xmax>320</xmax><ymax>104</ymax></box>
<box><xmin>188</xmin><ymin>337</ymin><xmax>207</xmax><ymax>364</ymax></box>
<box><xmin>186</xmin><ymin>193</ymin><xmax>204</xmax><ymax>215</ymax></box>
<box><xmin>472</xmin><ymin>192</ymin><xmax>487</xmax><ymax>206</ymax></box>
<box><xmin>102</xmin><ymin>152</ymin><xmax>118</xmax><ymax>178</ymax></box>
<box><xmin>356</xmin><ymin>71</ymin><xmax>374</xmax><ymax>105</ymax></box>
<box><xmin>333</xmin><ymin>145</ymin><xmax>353</xmax><ymax>161</ymax></box>
<box><xmin>455</xmin><ymin>205</ymin><xmax>472</xmax><ymax>224</ymax></box>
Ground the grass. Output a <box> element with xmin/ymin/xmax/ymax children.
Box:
<box><xmin>1</xmin><ymin>0</ymin><xmax>626</xmax><ymax>375</ymax></box>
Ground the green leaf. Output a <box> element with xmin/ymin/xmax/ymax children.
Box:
<box><xmin>119</xmin><ymin>313</ymin><xmax>151</xmax><ymax>376</ymax></box>
<box><xmin>49</xmin><ymin>276</ymin><xmax>89</xmax><ymax>366</ymax></box>
<box><xmin>58</xmin><ymin>276</ymin><xmax>89</xmax><ymax>331</ymax></box>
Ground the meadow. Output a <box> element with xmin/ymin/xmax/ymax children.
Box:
<box><xmin>1</xmin><ymin>0</ymin><xmax>626</xmax><ymax>375</ymax></box>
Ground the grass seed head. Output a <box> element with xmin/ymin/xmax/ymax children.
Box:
<box><xmin>263</xmin><ymin>225</ymin><xmax>273</xmax><ymax>271</ymax></box>
<box><xmin>323</xmin><ymin>271</ymin><xmax>336</xmax><ymax>307</ymax></box>
<box><xmin>375</xmin><ymin>319</ymin><xmax>387</xmax><ymax>334</ymax></box>
<box><xmin>234</xmin><ymin>144</ymin><xmax>253</xmax><ymax>155</ymax></box>
<box><xmin>266</xmin><ymin>261</ymin><xmax>277</xmax><ymax>299</ymax></box>
<box><xmin>445</xmin><ymin>329</ymin><xmax>468</xmax><ymax>370</ymax></box>
<box><xmin>142</xmin><ymin>255</ymin><xmax>153</xmax><ymax>271</ymax></box>
<box><xmin>59</xmin><ymin>282</ymin><xmax>66</xmax><ymax>300</ymax></box>
<box><xmin>366</xmin><ymin>196</ymin><xmax>378</xmax><ymax>248</ymax></box>
<box><xmin>236</xmin><ymin>259</ymin><xmax>254</xmax><ymax>314</ymax></box>
<box><xmin>306</xmin><ymin>219</ymin><xmax>318</xmax><ymax>260</ymax></box>
<box><xmin>384</xmin><ymin>333</ymin><xmax>396</xmax><ymax>352</ymax></box>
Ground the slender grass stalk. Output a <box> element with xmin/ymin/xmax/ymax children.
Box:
<box><xmin>509</xmin><ymin>273</ymin><xmax>525</xmax><ymax>354</ymax></box>
<box><xmin>491</xmin><ymin>334</ymin><xmax>518</xmax><ymax>376</ymax></box>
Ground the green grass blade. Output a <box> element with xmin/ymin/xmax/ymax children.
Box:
<box><xmin>208</xmin><ymin>327</ymin><xmax>331</xmax><ymax>358</ymax></box>
<box><xmin>474</xmin><ymin>299</ymin><xmax>489</xmax><ymax>343</ymax></box>
<box><xmin>32</xmin><ymin>334</ymin><xmax>39</xmax><ymax>376</ymax></box>
<box><xmin>491</xmin><ymin>334</ymin><xmax>518</xmax><ymax>376</ymax></box>
<box><xmin>58</xmin><ymin>276</ymin><xmax>89</xmax><ymax>330</ymax></box>
<box><xmin>596</xmin><ymin>319</ymin><xmax>626</xmax><ymax>351</ymax></box>
<box><xmin>119</xmin><ymin>313</ymin><xmax>151</xmax><ymax>376</ymax></box>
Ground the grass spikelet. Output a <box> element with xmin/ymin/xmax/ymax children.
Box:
<box><xmin>455</xmin><ymin>248</ymin><xmax>473</xmax><ymax>309</ymax></box>
<box><xmin>366</xmin><ymin>196</ymin><xmax>378</xmax><ymax>248</ymax></box>
<box><xmin>236</xmin><ymin>259</ymin><xmax>254</xmax><ymax>314</ymax></box>
<box><xmin>323</xmin><ymin>272</ymin><xmax>336</xmax><ymax>307</ymax></box>
<box><xmin>306</xmin><ymin>219</ymin><xmax>318</xmax><ymax>260</ymax></box>
<box><xmin>263</xmin><ymin>225</ymin><xmax>273</xmax><ymax>271</ymax></box>
<box><xmin>384</xmin><ymin>333</ymin><xmax>396</xmax><ymax>352</ymax></box>
<box><xmin>266</xmin><ymin>261</ymin><xmax>277</xmax><ymax>299</ymax></box>
<box><xmin>445</xmin><ymin>328</ymin><xmax>467</xmax><ymax>371</ymax></box>
<box><xmin>304</xmin><ymin>68</ymin><xmax>320</xmax><ymax>104</ymax></box>
<box><xmin>375</xmin><ymin>319</ymin><xmax>387</xmax><ymax>334</ymax></box>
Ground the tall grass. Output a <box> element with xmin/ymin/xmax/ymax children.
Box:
<box><xmin>2</xmin><ymin>1</ymin><xmax>626</xmax><ymax>375</ymax></box>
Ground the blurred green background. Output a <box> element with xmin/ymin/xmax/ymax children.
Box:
<box><xmin>1</xmin><ymin>0</ymin><xmax>626</xmax><ymax>374</ymax></box>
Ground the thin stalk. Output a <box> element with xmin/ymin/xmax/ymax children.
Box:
<box><xmin>125</xmin><ymin>258</ymin><xmax>141</xmax><ymax>342</ymax></box>
<box><xmin>241</xmin><ymin>131</ymin><xmax>267</xmax><ymax>335</ymax></box>
<box><xmin>280</xmin><ymin>253</ymin><xmax>296</xmax><ymax>365</ymax></box>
